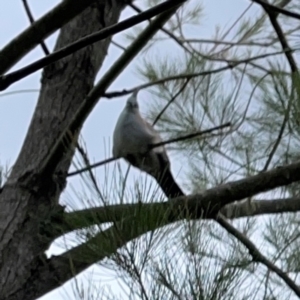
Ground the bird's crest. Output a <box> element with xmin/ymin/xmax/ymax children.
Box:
<box><xmin>126</xmin><ymin>90</ymin><xmax>139</xmax><ymax>109</ymax></box>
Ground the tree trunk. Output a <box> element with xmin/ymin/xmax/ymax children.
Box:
<box><xmin>0</xmin><ymin>1</ymin><xmax>126</xmax><ymax>299</ymax></box>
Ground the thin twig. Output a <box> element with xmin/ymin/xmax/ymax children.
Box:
<box><xmin>22</xmin><ymin>0</ymin><xmax>50</xmax><ymax>55</ymax></box>
<box><xmin>128</xmin><ymin>2</ymin><xmax>199</xmax><ymax>62</ymax></box>
<box><xmin>261</xmin><ymin>86</ymin><xmax>293</xmax><ymax>172</ymax></box>
<box><xmin>262</xmin><ymin>6</ymin><xmax>297</xmax><ymax>73</ymax></box>
<box><xmin>76</xmin><ymin>140</ymin><xmax>105</xmax><ymax>201</ymax></box>
<box><xmin>216</xmin><ymin>213</ymin><xmax>300</xmax><ymax>298</ymax></box>
<box><xmin>152</xmin><ymin>123</ymin><xmax>231</xmax><ymax>148</ymax></box>
<box><xmin>182</xmin><ymin>38</ymin><xmax>274</xmax><ymax>47</ymax></box>
<box><xmin>68</xmin><ymin>157</ymin><xmax>117</xmax><ymax>177</ymax></box>
<box><xmin>67</xmin><ymin>123</ymin><xmax>231</xmax><ymax>177</ymax></box>
<box><xmin>0</xmin><ymin>0</ymin><xmax>97</xmax><ymax>75</ymax></box>
<box><xmin>258</xmin><ymin>0</ymin><xmax>298</xmax><ymax>171</ymax></box>
<box><xmin>0</xmin><ymin>0</ymin><xmax>187</xmax><ymax>91</ymax></box>
<box><xmin>153</xmin><ymin>79</ymin><xmax>190</xmax><ymax>125</ymax></box>
<box><xmin>0</xmin><ymin>89</ymin><xmax>39</xmax><ymax>98</ymax></box>
<box><xmin>111</xmin><ymin>40</ymin><xmax>126</xmax><ymax>51</ymax></box>
<box><xmin>251</xmin><ymin>0</ymin><xmax>300</xmax><ymax>20</ymax></box>
<box><xmin>103</xmin><ymin>48</ymin><xmax>299</xmax><ymax>98</ymax></box>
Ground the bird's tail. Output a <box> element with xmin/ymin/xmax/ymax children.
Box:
<box><xmin>156</xmin><ymin>168</ymin><xmax>184</xmax><ymax>199</ymax></box>
<box><xmin>125</xmin><ymin>153</ymin><xmax>184</xmax><ymax>199</ymax></box>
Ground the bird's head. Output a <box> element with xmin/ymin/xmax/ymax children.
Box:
<box><xmin>126</xmin><ymin>90</ymin><xmax>139</xmax><ymax>110</ymax></box>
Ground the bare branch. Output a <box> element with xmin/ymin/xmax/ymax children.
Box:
<box><xmin>181</xmin><ymin>38</ymin><xmax>274</xmax><ymax>47</ymax></box>
<box><xmin>153</xmin><ymin>79</ymin><xmax>190</xmax><ymax>125</ymax></box>
<box><xmin>62</xmin><ymin>160</ymin><xmax>300</xmax><ymax>236</ymax></box>
<box><xmin>216</xmin><ymin>213</ymin><xmax>300</xmax><ymax>298</ymax></box>
<box><xmin>0</xmin><ymin>0</ymin><xmax>98</xmax><ymax>75</ymax></box>
<box><xmin>0</xmin><ymin>89</ymin><xmax>39</xmax><ymax>98</ymax></box>
<box><xmin>0</xmin><ymin>0</ymin><xmax>187</xmax><ymax>91</ymax></box>
<box><xmin>103</xmin><ymin>48</ymin><xmax>298</xmax><ymax>98</ymax></box>
<box><xmin>128</xmin><ymin>2</ymin><xmax>199</xmax><ymax>60</ymax></box>
<box><xmin>251</xmin><ymin>0</ymin><xmax>300</xmax><ymax>20</ymax></box>
<box><xmin>258</xmin><ymin>0</ymin><xmax>298</xmax><ymax>171</ymax></box>
<box><xmin>68</xmin><ymin>157</ymin><xmax>116</xmax><ymax>177</ymax></box>
<box><xmin>75</xmin><ymin>140</ymin><xmax>105</xmax><ymax>201</ymax></box>
<box><xmin>261</xmin><ymin>87</ymin><xmax>293</xmax><ymax>172</ymax></box>
<box><xmin>21</xmin><ymin>0</ymin><xmax>50</xmax><ymax>55</ymax></box>
<box><xmin>152</xmin><ymin>123</ymin><xmax>231</xmax><ymax>148</ymax></box>
<box><xmin>261</xmin><ymin>3</ymin><xmax>298</xmax><ymax>73</ymax></box>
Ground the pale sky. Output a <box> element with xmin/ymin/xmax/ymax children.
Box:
<box><xmin>0</xmin><ymin>1</ymin><xmax>254</xmax><ymax>299</ymax></box>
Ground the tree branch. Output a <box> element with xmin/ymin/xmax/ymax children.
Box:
<box><xmin>257</xmin><ymin>0</ymin><xmax>298</xmax><ymax>171</ymax></box>
<box><xmin>60</xmin><ymin>161</ymin><xmax>300</xmax><ymax>236</ymax></box>
<box><xmin>27</xmin><ymin>158</ymin><xmax>300</xmax><ymax>299</ymax></box>
<box><xmin>152</xmin><ymin>79</ymin><xmax>190</xmax><ymax>126</ymax></box>
<box><xmin>103</xmin><ymin>48</ymin><xmax>298</xmax><ymax>98</ymax></box>
<box><xmin>0</xmin><ymin>0</ymin><xmax>186</xmax><ymax>91</ymax></box>
<box><xmin>251</xmin><ymin>0</ymin><xmax>300</xmax><ymax>20</ymax></box>
<box><xmin>216</xmin><ymin>213</ymin><xmax>300</xmax><ymax>298</ymax></box>
<box><xmin>0</xmin><ymin>0</ymin><xmax>98</xmax><ymax>75</ymax></box>
<box><xmin>128</xmin><ymin>2</ymin><xmax>199</xmax><ymax>62</ymax></box>
<box><xmin>75</xmin><ymin>140</ymin><xmax>105</xmax><ymax>201</ymax></box>
<box><xmin>260</xmin><ymin>2</ymin><xmax>297</xmax><ymax>73</ymax></box>
<box><xmin>21</xmin><ymin>0</ymin><xmax>50</xmax><ymax>55</ymax></box>
<box><xmin>221</xmin><ymin>197</ymin><xmax>300</xmax><ymax>219</ymax></box>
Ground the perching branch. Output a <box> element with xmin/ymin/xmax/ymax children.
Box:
<box><xmin>67</xmin><ymin>123</ymin><xmax>231</xmax><ymax>177</ymax></box>
<box><xmin>60</xmin><ymin>196</ymin><xmax>300</xmax><ymax>236</ymax></box>
<box><xmin>216</xmin><ymin>213</ymin><xmax>300</xmax><ymax>298</ymax></box>
<box><xmin>61</xmin><ymin>159</ymin><xmax>300</xmax><ymax>237</ymax></box>
<box><xmin>0</xmin><ymin>0</ymin><xmax>186</xmax><ymax>91</ymax></box>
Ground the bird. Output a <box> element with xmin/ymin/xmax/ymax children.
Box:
<box><xmin>112</xmin><ymin>90</ymin><xmax>184</xmax><ymax>199</ymax></box>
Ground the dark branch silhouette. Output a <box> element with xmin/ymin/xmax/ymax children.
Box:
<box><xmin>0</xmin><ymin>0</ymin><xmax>187</xmax><ymax>91</ymax></box>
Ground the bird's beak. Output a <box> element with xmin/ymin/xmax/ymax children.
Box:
<box><xmin>132</xmin><ymin>89</ymin><xmax>139</xmax><ymax>98</ymax></box>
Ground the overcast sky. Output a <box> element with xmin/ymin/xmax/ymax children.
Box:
<box><xmin>0</xmin><ymin>1</ymin><xmax>253</xmax><ymax>299</ymax></box>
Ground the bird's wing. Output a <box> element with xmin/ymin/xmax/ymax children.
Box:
<box><xmin>113</xmin><ymin>110</ymin><xmax>155</xmax><ymax>157</ymax></box>
<box><xmin>141</xmin><ymin>118</ymin><xmax>168</xmax><ymax>153</ymax></box>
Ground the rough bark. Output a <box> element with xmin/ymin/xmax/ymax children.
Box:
<box><xmin>0</xmin><ymin>1</ymin><xmax>125</xmax><ymax>299</ymax></box>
